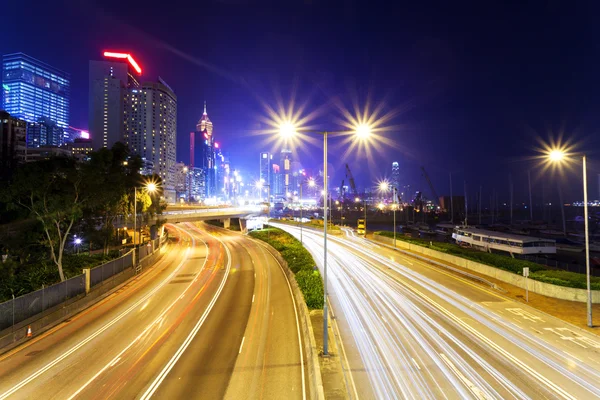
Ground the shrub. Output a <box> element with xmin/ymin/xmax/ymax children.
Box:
<box><xmin>295</xmin><ymin>269</ymin><xmax>324</xmax><ymax>309</ymax></box>
<box><xmin>249</xmin><ymin>226</ymin><xmax>323</xmax><ymax>309</ymax></box>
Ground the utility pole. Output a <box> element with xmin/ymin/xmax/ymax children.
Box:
<box><xmin>464</xmin><ymin>181</ymin><xmax>468</xmax><ymax>226</ymax></box>
<box><xmin>558</xmin><ymin>182</ymin><xmax>566</xmax><ymax>236</ymax></box>
<box><xmin>510</xmin><ymin>174</ymin><xmax>513</xmax><ymax>225</ymax></box>
<box><xmin>449</xmin><ymin>172</ymin><xmax>454</xmax><ymax>223</ymax></box>
<box><xmin>528</xmin><ymin>170</ymin><xmax>533</xmax><ymax>221</ymax></box>
<box><xmin>478</xmin><ymin>185</ymin><xmax>482</xmax><ymax>225</ymax></box>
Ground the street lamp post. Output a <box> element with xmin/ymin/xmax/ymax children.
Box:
<box><xmin>379</xmin><ymin>181</ymin><xmax>397</xmax><ymax>247</ymax></box>
<box><xmin>299</xmin><ymin>183</ymin><xmax>303</xmax><ymax>244</ymax></box>
<box><xmin>549</xmin><ymin>149</ymin><xmax>593</xmax><ymax>327</ymax></box>
<box><xmin>583</xmin><ymin>155</ymin><xmax>592</xmax><ymax>327</ymax></box>
<box><xmin>280</xmin><ymin>123</ymin><xmax>371</xmax><ymax>356</ymax></box>
<box><xmin>256</xmin><ymin>181</ymin><xmax>271</xmax><ymax>239</ymax></box>
<box><xmin>133</xmin><ymin>182</ymin><xmax>157</xmax><ymax>267</ymax></box>
<box><xmin>393</xmin><ymin>187</ymin><xmax>397</xmax><ymax>248</ymax></box>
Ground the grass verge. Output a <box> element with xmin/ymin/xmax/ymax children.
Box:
<box><xmin>249</xmin><ymin>226</ymin><xmax>324</xmax><ymax>309</ymax></box>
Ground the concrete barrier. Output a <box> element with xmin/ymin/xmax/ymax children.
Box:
<box><xmin>0</xmin><ymin>240</ymin><xmax>168</xmax><ymax>353</ymax></box>
<box><xmin>252</xmin><ymin>239</ymin><xmax>326</xmax><ymax>400</ymax></box>
<box><xmin>373</xmin><ymin>234</ymin><xmax>600</xmax><ymax>303</ymax></box>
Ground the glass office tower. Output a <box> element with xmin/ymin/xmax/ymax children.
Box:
<box><xmin>2</xmin><ymin>53</ymin><xmax>70</xmax><ymax>133</ymax></box>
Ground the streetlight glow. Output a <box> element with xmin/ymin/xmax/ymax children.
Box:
<box><xmin>279</xmin><ymin>122</ymin><xmax>296</xmax><ymax>138</ymax></box>
<box><xmin>549</xmin><ymin>149</ymin><xmax>565</xmax><ymax>162</ymax></box>
<box><xmin>146</xmin><ymin>182</ymin><xmax>157</xmax><ymax>193</ymax></box>
<box><xmin>355</xmin><ymin>123</ymin><xmax>371</xmax><ymax>139</ymax></box>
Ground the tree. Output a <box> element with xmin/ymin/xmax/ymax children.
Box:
<box><xmin>6</xmin><ymin>157</ymin><xmax>88</xmax><ymax>281</ymax></box>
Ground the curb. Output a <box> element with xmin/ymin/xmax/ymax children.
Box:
<box><xmin>249</xmin><ymin>237</ymin><xmax>326</xmax><ymax>400</ymax></box>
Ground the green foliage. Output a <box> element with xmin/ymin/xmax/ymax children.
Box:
<box><xmin>0</xmin><ymin>142</ymin><xmax>164</xmax><ymax>297</ymax></box>
<box><xmin>249</xmin><ymin>227</ymin><xmax>323</xmax><ymax>309</ymax></box>
<box><xmin>295</xmin><ymin>270</ymin><xmax>324</xmax><ymax>309</ymax></box>
<box><xmin>531</xmin><ymin>270</ymin><xmax>600</xmax><ymax>290</ymax></box>
<box><xmin>374</xmin><ymin>231</ymin><xmax>595</xmax><ymax>290</ymax></box>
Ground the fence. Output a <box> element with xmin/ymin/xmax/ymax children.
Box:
<box><xmin>0</xmin><ymin>250</ymin><xmax>134</xmax><ymax>332</ymax></box>
<box><xmin>0</xmin><ymin>274</ymin><xmax>85</xmax><ymax>331</ymax></box>
<box><xmin>90</xmin><ymin>251</ymin><xmax>134</xmax><ymax>288</ymax></box>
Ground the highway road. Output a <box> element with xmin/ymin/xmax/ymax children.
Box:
<box><xmin>0</xmin><ymin>222</ymin><xmax>306</xmax><ymax>399</ymax></box>
<box><xmin>274</xmin><ymin>223</ymin><xmax>600</xmax><ymax>400</ymax></box>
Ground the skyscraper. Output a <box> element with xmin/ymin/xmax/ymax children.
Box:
<box><xmin>2</xmin><ymin>53</ymin><xmax>70</xmax><ymax>146</ymax></box>
<box><xmin>26</xmin><ymin>117</ymin><xmax>63</xmax><ymax>147</ymax></box>
<box><xmin>190</xmin><ymin>102</ymin><xmax>217</xmax><ymax>199</ymax></box>
<box><xmin>89</xmin><ymin>51</ymin><xmax>141</xmax><ymax>150</ymax></box>
<box><xmin>259</xmin><ymin>152</ymin><xmax>270</xmax><ymax>185</ymax></box>
<box><xmin>127</xmin><ymin>78</ymin><xmax>177</xmax><ymax>189</ymax></box>
<box><xmin>280</xmin><ymin>149</ymin><xmax>292</xmax><ymax>195</ymax></box>
<box><xmin>0</xmin><ymin>111</ymin><xmax>27</xmax><ymax>175</ymax></box>
<box><xmin>391</xmin><ymin>161</ymin><xmax>400</xmax><ymax>189</ymax></box>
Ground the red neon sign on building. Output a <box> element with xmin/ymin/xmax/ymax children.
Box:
<box><xmin>103</xmin><ymin>51</ymin><xmax>142</xmax><ymax>74</ymax></box>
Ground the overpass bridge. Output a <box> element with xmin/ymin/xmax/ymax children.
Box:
<box><xmin>114</xmin><ymin>206</ymin><xmax>264</xmax><ymax>231</ymax></box>
<box><xmin>161</xmin><ymin>206</ymin><xmax>264</xmax><ymax>228</ymax></box>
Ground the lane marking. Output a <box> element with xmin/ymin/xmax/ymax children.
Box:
<box><xmin>254</xmin><ymin>241</ymin><xmax>307</xmax><ymax>400</ymax></box>
<box><xmin>239</xmin><ymin>337</ymin><xmax>246</xmax><ymax>354</ymax></box>
<box><xmin>0</xmin><ymin>231</ymin><xmax>195</xmax><ymax>400</ymax></box>
<box><xmin>139</xmin><ymin>234</ymin><xmax>232</xmax><ymax>400</ymax></box>
<box><xmin>65</xmin><ymin>228</ymin><xmax>211</xmax><ymax>399</ymax></box>
<box><xmin>439</xmin><ymin>353</ymin><xmax>490</xmax><ymax>400</ymax></box>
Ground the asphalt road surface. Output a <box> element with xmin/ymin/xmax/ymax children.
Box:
<box><xmin>275</xmin><ymin>223</ymin><xmax>600</xmax><ymax>400</ymax></box>
<box><xmin>0</xmin><ymin>222</ymin><xmax>306</xmax><ymax>399</ymax></box>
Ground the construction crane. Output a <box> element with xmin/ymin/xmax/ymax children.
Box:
<box><xmin>421</xmin><ymin>166</ymin><xmax>439</xmax><ymax>205</ymax></box>
<box><xmin>345</xmin><ymin>164</ymin><xmax>358</xmax><ymax>197</ymax></box>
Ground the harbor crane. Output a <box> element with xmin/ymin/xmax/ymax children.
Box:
<box><xmin>345</xmin><ymin>164</ymin><xmax>358</xmax><ymax>197</ymax></box>
<box><xmin>421</xmin><ymin>166</ymin><xmax>439</xmax><ymax>205</ymax></box>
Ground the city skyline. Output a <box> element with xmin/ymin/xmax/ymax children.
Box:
<box><xmin>2</xmin><ymin>1</ymin><xmax>600</xmax><ymax>203</ymax></box>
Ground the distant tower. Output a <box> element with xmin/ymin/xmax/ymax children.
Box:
<box><xmin>260</xmin><ymin>152</ymin><xmax>270</xmax><ymax>186</ymax></box>
<box><xmin>391</xmin><ymin>161</ymin><xmax>400</xmax><ymax>189</ymax></box>
<box><xmin>280</xmin><ymin>149</ymin><xmax>292</xmax><ymax>195</ymax></box>
<box><xmin>196</xmin><ymin>101</ymin><xmax>213</xmax><ymax>137</ymax></box>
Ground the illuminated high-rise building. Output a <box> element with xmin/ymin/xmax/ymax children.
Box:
<box><xmin>280</xmin><ymin>149</ymin><xmax>292</xmax><ymax>195</ymax></box>
<box><xmin>2</xmin><ymin>53</ymin><xmax>70</xmax><ymax>147</ymax></box>
<box><xmin>0</xmin><ymin>111</ymin><xmax>27</xmax><ymax>174</ymax></box>
<box><xmin>259</xmin><ymin>152</ymin><xmax>270</xmax><ymax>185</ymax></box>
<box><xmin>127</xmin><ymin>78</ymin><xmax>177</xmax><ymax>189</ymax></box>
<box><xmin>190</xmin><ymin>102</ymin><xmax>217</xmax><ymax>199</ymax></box>
<box><xmin>391</xmin><ymin>161</ymin><xmax>400</xmax><ymax>189</ymax></box>
<box><xmin>89</xmin><ymin>51</ymin><xmax>141</xmax><ymax>150</ymax></box>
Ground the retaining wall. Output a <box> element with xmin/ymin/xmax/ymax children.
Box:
<box><xmin>373</xmin><ymin>234</ymin><xmax>600</xmax><ymax>303</ymax></box>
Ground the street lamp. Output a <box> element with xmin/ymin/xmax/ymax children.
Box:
<box><xmin>74</xmin><ymin>237</ymin><xmax>82</xmax><ymax>254</ymax></box>
<box><xmin>279</xmin><ymin>122</ymin><xmax>372</xmax><ymax>356</ymax></box>
<box><xmin>379</xmin><ymin>181</ymin><xmax>397</xmax><ymax>248</ymax></box>
<box><xmin>256</xmin><ymin>180</ymin><xmax>271</xmax><ymax>238</ymax></box>
<box><xmin>134</xmin><ymin>181</ymin><xmax>157</xmax><ymax>264</ymax></box>
<box><xmin>548</xmin><ymin>148</ymin><xmax>593</xmax><ymax>327</ymax></box>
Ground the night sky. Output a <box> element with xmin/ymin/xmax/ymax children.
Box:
<box><xmin>2</xmin><ymin>0</ymin><xmax>600</xmax><ymax>204</ymax></box>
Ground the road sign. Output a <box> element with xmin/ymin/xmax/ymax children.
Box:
<box><xmin>523</xmin><ymin>267</ymin><xmax>529</xmax><ymax>302</ymax></box>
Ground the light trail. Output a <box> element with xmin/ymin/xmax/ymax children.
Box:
<box><xmin>275</xmin><ymin>223</ymin><xmax>600</xmax><ymax>399</ymax></box>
